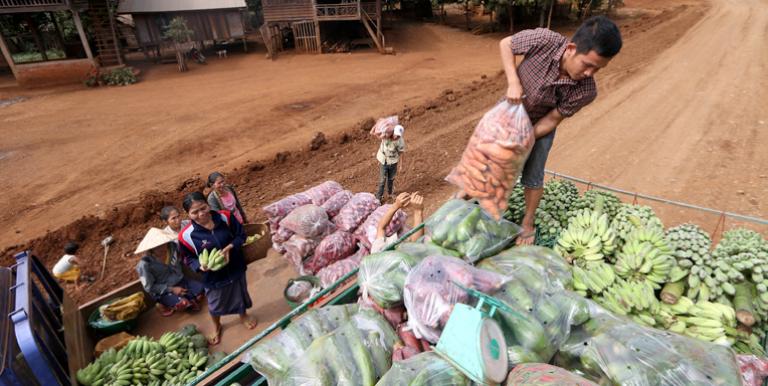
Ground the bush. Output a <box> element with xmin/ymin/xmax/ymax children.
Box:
<box><xmin>84</xmin><ymin>67</ymin><xmax>138</xmax><ymax>87</ymax></box>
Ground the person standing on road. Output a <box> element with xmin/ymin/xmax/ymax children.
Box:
<box><xmin>178</xmin><ymin>192</ymin><xmax>257</xmax><ymax>345</ymax></box>
<box><xmin>500</xmin><ymin>16</ymin><xmax>622</xmax><ymax>245</ymax></box>
<box><xmin>376</xmin><ymin>124</ymin><xmax>405</xmax><ymax>202</ymax></box>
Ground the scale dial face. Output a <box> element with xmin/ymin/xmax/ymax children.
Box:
<box><xmin>480</xmin><ymin>318</ymin><xmax>508</xmax><ymax>383</ymax></box>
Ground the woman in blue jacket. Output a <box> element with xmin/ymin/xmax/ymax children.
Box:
<box><xmin>178</xmin><ymin>192</ymin><xmax>257</xmax><ymax>345</ymax></box>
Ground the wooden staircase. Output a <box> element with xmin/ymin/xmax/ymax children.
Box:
<box><xmin>87</xmin><ymin>0</ymin><xmax>122</xmax><ymax>67</ymax></box>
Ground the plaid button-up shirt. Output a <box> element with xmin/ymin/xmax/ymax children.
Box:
<box><xmin>509</xmin><ymin>28</ymin><xmax>597</xmax><ymax>124</ymax></box>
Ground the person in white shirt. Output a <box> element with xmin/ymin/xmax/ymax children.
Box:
<box><xmin>53</xmin><ymin>241</ymin><xmax>84</xmax><ymax>287</ymax></box>
<box><xmin>375</xmin><ymin>124</ymin><xmax>406</xmax><ymax>202</ymax></box>
<box><xmin>370</xmin><ymin>192</ymin><xmax>425</xmax><ymax>253</ymax></box>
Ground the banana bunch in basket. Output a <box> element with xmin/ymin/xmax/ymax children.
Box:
<box><xmin>100</xmin><ymin>292</ymin><xmax>146</xmax><ymax>321</ymax></box>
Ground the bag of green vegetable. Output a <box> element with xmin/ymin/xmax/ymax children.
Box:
<box><xmin>243</xmin><ymin>304</ymin><xmax>358</xmax><ymax>382</ymax></box>
<box><xmin>478</xmin><ymin>248</ymin><xmax>588</xmax><ymax>366</ymax></box>
<box><xmin>279</xmin><ymin>308</ymin><xmax>400</xmax><ymax>386</ymax></box>
<box><xmin>404</xmin><ymin>255</ymin><xmax>509</xmax><ymax>343</ymax></box>
<box><xmin>376</xmin><ymin>352</ymin><xmax>471</xmax><ymax>386</ymax></box>
<box><xmin>358</xmin><ymin>250</ymin><xmax>423</xmax><ymax>309</ymax></box>
<box><xmin>395</xmin><ymin>242</ymin><xmax>462</xmax><ymax>259</ymax></box>
<box><xmin>505</xmin><ymin>363</ymin><xmax>597</xmax><ymax>385</ymax></box>
<box><xmin>554</xmin><ymin>304</ymin><xmax>743</xmax><ymax>386</ymax></box>
<box><xmin>425</xmin><ymin>199</ymin><xmax>522</xmax><ymax>262</ymax></box>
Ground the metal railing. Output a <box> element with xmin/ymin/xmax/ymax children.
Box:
<box><xmin>315</xmin><ymin>3</ymin><xmax>360</xmax><ymax>20</ymax></box>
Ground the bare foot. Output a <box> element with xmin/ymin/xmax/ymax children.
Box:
<box><xmin>516</xmin><ymin>227</ymin><xmax>536</xmax><ymax>246</ymax></box>
<box><xmin>207</xmin><ymin>325</ymin><xmax>222</xmax><ymax>345</ymax></box>
<box><xmin>240</xmin><ymin>316</ymin><xmax>258</xmax><ymax>329</ymax></box>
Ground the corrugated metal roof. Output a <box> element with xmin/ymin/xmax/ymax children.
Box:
<box><xmin>118</xmin><ymin>0</ymin><xmax>247</xmax><ymax>13</ymax></box>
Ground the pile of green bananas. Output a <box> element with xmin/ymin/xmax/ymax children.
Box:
<box><xmin>613</xmin><ymin>226</ymin><xmax>674</xmax><ymax>289</ymax></box>
<box><xmin>200</xmin><ymin>248</ymin><xmax>227</xmax><ymax>271</ymax></box>
<box><xmin>504</xmin><ymin>184</ymin><xmax>526</xmax><ymax>224</ymax></box>
<box><xmin>555</xmin><ymin>207</ymin><xmax>617</xmax><ymax>265</ymax></box>
<box><xmin>596</xmin><ymin>277</ymin><xmax>660</xmax><ymax>327</ymax></box>
<box><xmin>535</xmin><ymin>180</ymin><xmax>581</xmax><ymax>241</ymax></box>
<box><xmin>568</xmin><ymin>190</ymin><xmax>622</xmax><ymax>221</ymax></box>
<box><xmin>610</xmin><ymin>204</ymin><xmax>663</xmax><ymax>250</ymax></box>
<box><xmin>572</xmin><ymin>261</ymin><xmax>616</xmax><ymax>296</ymax></box>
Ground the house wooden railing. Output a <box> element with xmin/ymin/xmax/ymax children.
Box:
<box><xmin>315</xmin><ymin>1</ymin><xmax>376</xmax><ymax>21</ymax></box>
<box><xmin>0</xmin><ymin>0</ymin><xmax>67</xmax><ymax>9</ymax></box>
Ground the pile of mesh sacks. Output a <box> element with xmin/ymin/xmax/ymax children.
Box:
<box><xmin>262</xmin><ymin>181</ymin><xmax>408</xmax><ymax>286</ymax></box>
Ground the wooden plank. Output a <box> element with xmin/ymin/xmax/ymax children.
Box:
<box><xmin>71</xmin><ymin>10</ymin><xmax>94</xmax><ymax>61</ymax></box>
<box><xmin>0</xmin><ymin>30</ymin><xmax>18</xmax><ymax>78</ymax></box>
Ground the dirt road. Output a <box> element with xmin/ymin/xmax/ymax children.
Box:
<box><xmin>549</xmin><ymin>0</ymin><xmax>768</xmax><ymax>219</ymax></box>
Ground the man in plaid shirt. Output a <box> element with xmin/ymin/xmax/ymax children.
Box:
<box><xmin>500</xmin><ymin>16</ymin><xmax>622</xmax><ymax>245</ymax></box>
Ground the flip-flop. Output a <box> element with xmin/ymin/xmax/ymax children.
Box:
<box><xmin>208</xmin><ymin>326</ymin><xmax>222</xmax><ymax>346</ymax></box>
<box><xmin>159</xmin><ymin>308</ymin><xmax>174</xmax><ymax>317</ymax></box>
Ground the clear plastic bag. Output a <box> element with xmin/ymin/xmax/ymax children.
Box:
<box><xmin>304</xmin><ymin>180</ymin><xmax>344</xmax><ymax>206</ymax></box>
<box><xmin>279</xmin><ymin>204</ymin><xmax>336</xmax><ymax>239</ymax></box>
<box><xmin>395</xmin><ymin>242</ymin><xmax>462</xmax><ymax>259</ymax></box>
<box><xmin>445</xmin><ymin>101</ymin><xmax>535</xmax><ymax>220</ymax></box>
<box><xmin>738</xmin><ymin>355</ymin><xmax>768</xmax><ymax>386</ymax></box>
<box><xmin>263</xmin><ymin>192</ymin><xmax>313</xmax><ymax>221</ymax></box>
<box><xmin>317</xmin><ymin>249</ymin><xmax>366</xmax><ymax>288</ymax></box>
<box><xmin>272</xmin><ymin>226</ymin><xmax>294</xmax><ymax>244</ymax></box>
<box><xmin>304</xmin><ymin>231</ymin><xmax>356</xmax><ymax>274</ymax></box>
<box><xmin>505</xmin><ymin>363</ymin><xmax>598</xmax><ymax>386</ymax></box>
<box><xmin>243</xmin><ymin>304</ymin><xmax>358</xmax><ymax>382</ymax></box>
<box><xmin>403</xmin><ymin>255</ymin><xmax>509</xmax><ymax>343</ymax></box>
<box><xmin>353</xmin><ymin>205</ymin><xmax>407</xmax><ymax>250</ymax></box>
<box><xmin>477</xmin><ymin>248</ymin><xmax>588</xmax><ymax>366</ymax></box>
<box><xmin>278</xmin><ymin>308</ymin><xmax>400</xmax><ymax>386</ymax></box>
<box><xmin>358</xmin><ymin>251</ymin><xmax>423</xmax><ymax>309</ymax></box>
<box><xmin>376</xmin><ymin>352</ymin><xmax>470</xmax><ymax>386</ymax></box>
<box><xmin>426</xmin><ymin>199</ymin><xmax>523</xmax><ymax>262</ymax></box>
<box><xmin>283</xmin><ymin>235</ymin><xmax>319</xmax><ymax>260</ymax></box>
<box><xmin>334</xmin><ymin>193</ymin><xmax>381</xmax><ymax>232</ymax></box>
<box><xmin>554</xmin><ymin>303</ymin><xmax>743</xmax><ymax>386</ymax></box>
<box><xmin>370</xmin><ymin>115</ymin><xmax>399</xmax><ymax>139</ymax></box>
<box><xmin>321</xmin><ymin>190</ymin><xmax>354</xmax><ymax>218</ymax></box>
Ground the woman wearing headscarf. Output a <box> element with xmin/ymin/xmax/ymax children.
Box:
<box><xmin>135</xmin><ymin>228</ymin><xmax>204</xmax><ymax>317</ymax></box>
<box><xmin>206</xmin><ymin>172</ymin><xmax>247</xmax><ymax>224</ymax></box>
<box><xmin>178</xmin><ymin>192</ymin><xmax>256</xmax><ymax>345</ymax></box>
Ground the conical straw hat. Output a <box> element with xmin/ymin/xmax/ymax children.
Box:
<box><xmin>134</xmin><ymin>227</ymin><xmax>176</xmax><ymax>255</ymax></box>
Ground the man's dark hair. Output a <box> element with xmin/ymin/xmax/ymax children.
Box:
<box><xmin>572</xmin><ymin>15</ymin><xmax>622</xmax><ymax>58</ymax></box>
<box><xmin>64</xmin><ymin>241</ymin><xmax>79</xmax><ymax>255</ymax></box>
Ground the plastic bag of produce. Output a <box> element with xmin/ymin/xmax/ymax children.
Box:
<box><xmin>284</xmin><ymin>250</ymin><xmax>307</xmax><ymax>275</ymax></box>
<box><xmin>279</xmin><ymin>308</ymin><xmax>400</xmax><ymax>386</ymax></box>
<box><xmin>404</xmin><ymin>255</ymin><xmax>509</xmax><ymax>343</ymax></box>
<box><xmin>353</xmin><ymin>205</ymin><xmax>407</xmax><ymax>250</ymax></box>
<box><xmin>505</xmin><ymin>363</ymin><xmax>597</xmax><ymax>385</ymax></box>
<box><xmin>244</xmin><ymin>304</ymin><xmax>358</xmax><ymax>382</ymax></box>
<box><xmin>370</xmin><ymin>116</ymin><xmax>399</xmax><ymax>138</ymax></box>
<box><xmin>554</xmin><ymin>304</ymin><xmax>743</xmax><ymax>386</ymax></box>
<box><xmin>426</xmin><ymin>199</ymin><xmax>522</xmax><ymax>262</ymax></box>
<box><xmin>283</xmin><ymin>235</ymin><xmax>319</xmax><ymax>260</ymax></box>
<box><xmin>263</xmin><ymin>192</ymin><xmax>313</xmax><ymax>221</ymax></box>
<box><xmin>445</xmin><ymin>101</ymin><xmax>535</xmax><ymax>220</ymax></box>
<box><xmin>303</xmin><ymin>180</ymin><xmax>343</xmax><ymax>206</ymax></box>
<box><xmin>303</xmin><ymin>230</ymin><xmax>356</xmax><ymax>274</ymax></box>
<box><xmin>358</xmin><ymin>251</ymin><xmax>423</xmax><ymax>309</ymax></box>
<box><xmin>376</xmin><ymin>352</ymin><xmax>470</xmax><ymax>386</ymax></box>
<box><xmin>279</xmin><ymin>204</ymin><xmax>336</xmax><ymax>239</ymax></box>
<box><xmin>272</xmin><ymin>226</ymin><xmax>294</xmax><ymax>244</ymax></box>
<box><xmin>334</xmin><ymin>193</ymin><xmax>381</xmax><ymax>232</ymax></box>
<box><xmin>479</xmin><ymin>246</ymin><xmax>573</xmax><ymax>290</ymax></box>
<box><xmin>738</xmin><ymin>355</ymin><xmax>768</xmax><ymax>386</ymax></box>
<box><xmin>395</xmin><ymin>242</ymin><xmax>462</xmax><ymax>259</ymax></box>
<box><xmin>321</xmin><ymin>190</ymin><xmax>353</xmax><ymax>218</ymax></box>
<box><xmin>317</xmin><ymin>249</ymin><xmax>366</xmax><ymax>288</ymax></box>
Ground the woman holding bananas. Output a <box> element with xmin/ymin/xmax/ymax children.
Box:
<box><xmin>179</xmin><ymin>192</ymin><xmax>257</xmax><ymax>345</ymax></box>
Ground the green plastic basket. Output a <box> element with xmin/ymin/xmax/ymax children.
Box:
<box><xmin>283</xmin><ymin>275</ymin><xmax>321</xmax><ymax>309</ymax></box>
<box><xmin>87</xmin><ymin>305</ymin><xmax>138</xmax><ymax>335</ymax></box>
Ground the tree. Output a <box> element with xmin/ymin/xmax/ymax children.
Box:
<box><xmin>163</xmin><ymin>17</ymin><xmax>193</xmax><ymax>72</ymax></box>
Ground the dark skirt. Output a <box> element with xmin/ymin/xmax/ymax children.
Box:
<box><xmin>205</xmin><ymin>274</ymin><xmax>253</xmax><ymax>316</ymax></box>
<box><xmin>156</xmin><ymin>278</ymin><xmax>204</xmax><ymax>308</ymax></box>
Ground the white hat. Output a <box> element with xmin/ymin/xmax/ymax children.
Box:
<box><xmin>134</xmin><ymin>227</ymin><xmax>176</xmax><ymax>255</ymax></box>
<box><xmin>393</xmin><ymin>124</ymin><xmax>404</xmax><ymax>137</ymax></box>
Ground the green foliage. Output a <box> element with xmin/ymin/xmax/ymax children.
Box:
<box><xmin>84</xmin><ymin>67</ymin><xmax>138</xmax><ymax>87</ymax></box>
<box><xmin>163</xmin><ymin>16</ymin><xmax>194</xmax><ymax>43</ymax></box>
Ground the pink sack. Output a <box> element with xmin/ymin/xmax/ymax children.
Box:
<box><xmin>303</xmin><ymin>181</ymin><xmax>343</xmax><ymax>206</ymax></box>
<box><xmin>445</xmin><ymin>101</ymin><xmax>535</xmax><ymax>220</ymax></box>
<box><xmin>370</xmin><ymin>116</ymin><xmax>398</xmax><ymax>139</ymax></box>
<box><xmin>304</xmin><ymin>231</ymin><xmax>355</xmax><ymax>274</ymax></box>
<box><xmin>284</xmin><ymin>250</ymin><xmax>309</xmax><ymax>275</ymax></box>
<box><xmin>738</xmin><ymin>355</ymin><xmax>768</xmax><ymax>386</ymax></box>
<box><xmin>279</xmin><ymin>204</ymin><xmax>336</xmax><ymax>239</ymax></box>
<box><xmin>505</xmin><ymin>363</ymin><xmax>598</xmax><ymax>386</ymax></box>
<box><xmin>263</xmin><ymin>192</ymin><xmax>312</xmax><ymax>221</ymax></box>
<box><xmin>321</xmin><ymin>190</ymin><xmax>353</xmax><ymax>218</ymax></box>
<box><xmin>353</xmin><ymin>204</ymin><xmax>407</xmax><ymax>250</ymax></box>
<box><xmin>316</xmin><ymin>249</ymin><xmax>365</xmax><ymax>288</ymax></box>
<box><xmin>404</xmin><ymin>255</ymin><xmax>508</xmax><ymax>343</ymax></box>
<box><xmin>283</xmin><ymin>235</ymin><xmax>319</xmax><ymax>259</ymax></box>
<box><xmin>272</xmin><ymin>226</ymin><xmax>294</xmax><ymax>244</ymax></box>
<box><xmin>334</xmin><ymin>193</ymin><xmax>380</xmax><ymax>232</ymax></box>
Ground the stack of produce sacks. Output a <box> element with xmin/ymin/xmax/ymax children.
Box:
<box><xmin>263</xmin><ymin>182</ymin><xmax>409</xmax><ymax>278</ymax></box>
<box><xmin>243</xmin><ymin>304</ymin><xmax>400</xmax><ymax>385</ymax></box>
<box><xmin>376</xmin><ymin>352</ymin><xmax>471</xmax><ymax>385</ymax></box>
<box><xmin>425</xmin><ymin>199</ymin><xmax>522</xmax><ymax>262</ymax></box>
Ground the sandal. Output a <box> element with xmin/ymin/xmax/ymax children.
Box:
<box><xmin>208</xmin><ymin>325</ymin><xmax>223</xmax><ymax>346</ymax></box>
<box><xmin>159</xmin><ymin>307</ymin><xmax>174</xmax><ymax>317</ymax></box>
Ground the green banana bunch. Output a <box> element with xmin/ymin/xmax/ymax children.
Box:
<box><xmin>199</xmin><ymin>248</ymin><xmax>227</xmax><ymax>271</ymax></box>
<box><xmin>555</xmin><ymin>208</ymin><xmax>617</xmax><ymax>264</ymax></box>
<box><xmin>611</xmin><ymin>204</ymin><xmax>664</xmax><ymax>250</ymax></box>
<box><xmin>596</xmin><ymin>277</ymin><xmax>659</xmax><ymax>324</ymax></box>
<box><xmin>614</xmin><ymin>226</ymin><xmax>674</xmax><ymax>289</ymax></box>
<box><xmin>572</xmin><ymin>261</ymin><xmax>616</xmax><ymax>296</ymax></box>
<box><xmin>568</xmin><ymin>189</ymin><xmax>623</xmax><ymax>221</ymax></box>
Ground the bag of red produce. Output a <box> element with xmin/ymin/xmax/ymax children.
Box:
<box><xmin>738</xmin><ymin>355</ymin><xmax>768</xmax><ymax>386</ymax></box>
<box><xmin>320</xmin><ymin>190</ymin><xmax>353</xmax><ymax>218</ymax></box>
<box><xmin>283</xmin><ymin>235</ymin><xmax>318</xmax><ymax>260</ymax></box>
<box><xmin>370</xmin><ymin>116</ymin><xmax>399</xmax><ymax>138</ymax></box>
<box><xmin>279</xmin><ymin>204</ymin><xmax>336</xmax><ymax>239</ymax></box>
<box><xmin>303</xmin><ymin>180</ymin><xmax>343</xmax><ymax>206</ymax></box>
<box><xmin>403</xmin><ymin>255</ymin><xmax>509</xmax><ymax>343</ymax></box>
<box><xmin>304</xmin><ymin>230</ymin><xmax>356</xmax><ymax>274</ymax></box>
<box><xmin>445</xmin><ymin>101</ymin><xmax>535</xmax><ymax>220</ymax></box>
<box><xmin>263</xmin><ymin>192</ymin><xmax>312</xmax><ymax>221</ymax></box>
<box><xmin>506</xmin><ymin>363</ymin><xmax>598</xmax><ymax>386</ymax></box>
<box><xmin>272</xmin><ymin>226</ymin><xmax>294</xmax><ymax>244</ymax></box>
<box><xmin>316</xmin><ymin>248</ymin><xmax>366</xmax><ymax>288</ymax></box>
<box><xmin>334</xmin><ymin>192</ymin><xmax>380</xmax><ymax>232</ymax></box>
<box><xmin>353</xmin><ymin>204</ymin><xmax>407</xmax><ymax>250</ymax></box>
